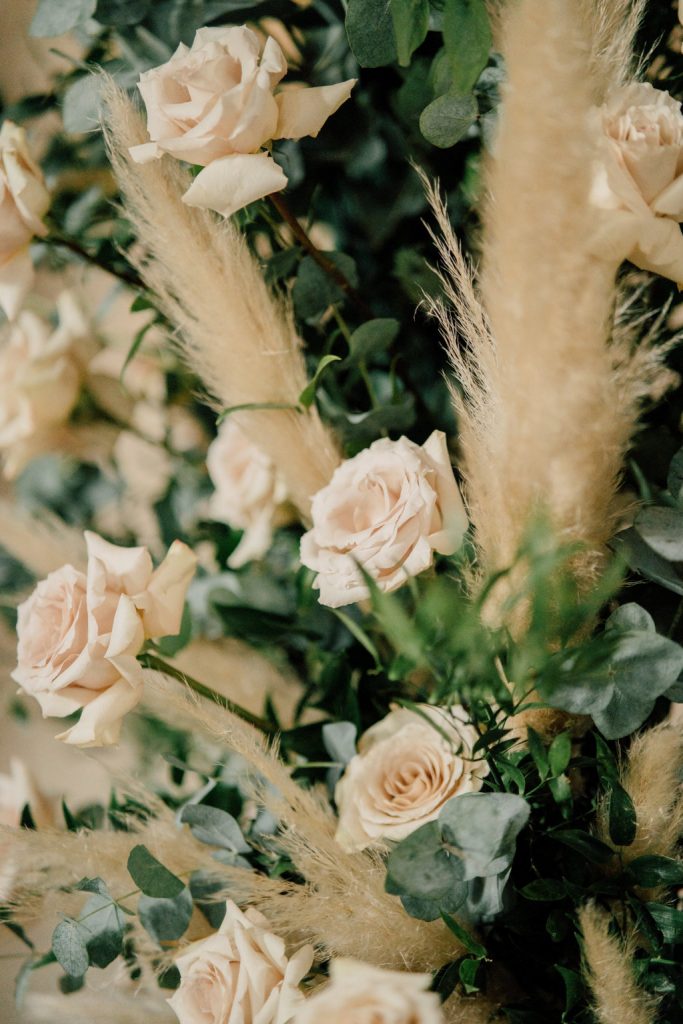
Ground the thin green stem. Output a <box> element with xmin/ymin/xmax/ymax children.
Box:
<box><xmin>139</xmin><ymin>652</ymin><xmax>277</xmax><ymax>735</ymax></box>
<box><xmin>45</xmin><ymin>229</ymin><xmax>143</xmax><ymax>291</ymax></box>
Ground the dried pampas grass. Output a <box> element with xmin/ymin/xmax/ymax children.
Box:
<box><xmin>579</xmin><ymin>903</ymin><xmax>660</xmax><ymax>1024</ymax></box>
<box><xmin>23</xmin><ymin>990</ymin><xmax>175</xmax><ymax>1024</ymax></box>
<box><xmin>430</xmin><ymin>0</ymin><xmax>669</xmax><ymax>613</ymax></box>
<box><xmin>596</xmin><ymin>723</ymin><xmax>683</xmax><ymax>865</ymax></box>
<box><xmin>101</xmin><ymin>82</ymin><xmax>340</xmax><ymax>520</ymax></box>
<box><xmin>0</xmin><ymin>498</ymin><xmax>87</xmax><ymax>576</ymax></box>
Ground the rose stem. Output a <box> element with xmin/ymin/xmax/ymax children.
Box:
<box><xmin>268</xmin><ymin>193</ymin><xmax>375</xmax><ymax>321</ymax></box>
<box><xmin>139</xmin><ymin>651</ymin><xmax>278</xmax><ymax>735</ymax></box>
<box><xmin>45</xmin><ymin>230</ymin><xmax>143</xmax><ymax>291</ymax></box>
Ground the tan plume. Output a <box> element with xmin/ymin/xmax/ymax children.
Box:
<box><xmin>101</xmin><ymin>81</ymin><xmax>340</xmax><ymax>519</ymax></box>
<box><xmin>0</xmin><ymin>498</ymin><xmax>87</xmax><ymax>576</ymax></box>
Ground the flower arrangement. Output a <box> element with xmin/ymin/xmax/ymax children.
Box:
<box><xmin>1</xmin><ymin>2</ymin><xmax>683</xmax><ymax>1024</ymax></box>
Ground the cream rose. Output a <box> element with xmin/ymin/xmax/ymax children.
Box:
<box><xmin>13</xmin><ymin>531</ymin><xmax>197</xmax><ymax>747</ymax></box>
<box><xmin>130</xmin><ymin>25</ymin><xmax>355</xmax><ymax>217</ymax></box>
<box><xmin>207</xmin><ymin>419</ymin><xmax>289</xmax><ymax>568</ymax></box>
<box><xmin>168</xmin><ymin>900</ymin><xmax>313</xmax><ymax>1024</ymax></box>
<box><xmin>300</xmin><ymin>430</ymin><xmax>467</xmax><ymax>608</ymax></box>
<box><xmin>334</xmin><ymin>704</ymin><xmax>488</xmax><ymax>852</ymax></box>
<box><xmin>292</xmin><ymin>959</ymin><xmax>444</xmax><ymax>1024</ymax></box>
<box><xmin>0</xmin><ymin>291</ymin><xmax>92</xmax><ymax>478</ymax></box>
<box><xmin>590</xmin><ymin>83</ymin><xmax>683</xmax><ymax>285</ymax></box>
<box><xmin>0</xmin><ymin>120</ymin><xmax>49</xmax><ymax>320</ymax></box>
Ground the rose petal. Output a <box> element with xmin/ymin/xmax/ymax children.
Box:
<box><xmin>182</xmin><ymin>153</ymin><xmax>288</xmax><ymax>217</ymax></box>
<box><xmin>273</xmin><ymin>79</ymin><xmax>356</xmax><ymax>140</ymax></box>
<box><xmin>0</xmin><ymin>246</ymin><xmax>33</xmax><ymax>320</ymax></box>
<box><xmin>137</xmin><ymin>540</ymin><xmax>197</xmax><ymax>637</ymax></box>
<box><xmin>56</xmin><ymin>674</ymin><xmax>144</xmax><ymax>747</ymax></box>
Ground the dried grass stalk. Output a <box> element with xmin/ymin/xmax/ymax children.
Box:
<box><xmin>579</xmin><ymin>903</ymin><xmax>660</xmax><ymax>1024</ymax></box>
<box><xmin>596</xmin><ymin>723</ymin><xmax>683</xmax><ymax>864</ymax></box>
<box><xmin>429</xmin><ymin>0</ymin><xmax>669</xmax><ymax>608</ymax></box>
<box><xmin>102</xmin><ymin>82</ymin><xmax>340</xmax><ymax>519</ymax></box>
<box><xmin>0</xmin><ymin>498</ymin><xmax>88</xmax><ymax>576</ymax></box>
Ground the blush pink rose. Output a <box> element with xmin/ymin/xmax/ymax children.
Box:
<box><xmin>292</xmin><ymin>960</ymin><xmax>444</xmax><ymax>1024</ymax></box>
<box><xmin>0</xmin><ymin>120</ymin><xmax>49</xmax><ymax>320</ymax></box>
<box><xmin>334</xmin><ymin>704</ymin><xmax>488</xmax><ymax>852</ymax></box>
<box><xmin>300</xmin><ymin>430</ymin><xmax>468</xmax><ymax>608</ymax></box>
<box><xmin>168</xmin><ymin>900</ymin><xmax>313</xmax><ymax>1024</ymax></box>
<box><xmin>207</xmin><ymin>419</ymin><xmax>289</xmax><ymax>568</ymax></box>
<box><xmin>590</xmin><ymin>83</ymin><xmax>683</xmax><ymax>285</ymax></box>
<box><xmin>130</xmin><ymin>25</ymin><xmax>355</xmax><ymax>217</ymax></box>
<box><xmin>13</xmin><ymin>532</ymin><xmax>197</xmax><ymax>747</ymax></box>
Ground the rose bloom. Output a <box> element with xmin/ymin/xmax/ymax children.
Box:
<box><xmin>13</xmin><ymin>531</ymin><xmax>197</xmax><ymax>747</ymax></box>
<box><xmin>292</xmin><ymin>960</ymin><xmax>444</xmax><ymax>1024</ymax></box>
<box><xmin>590</xmin><ymin>83</ymin><xmax>683</xmax><ymax>285</ymax></box>
<box><xmin>300</xmin><ymin>430</ymin><xmax>468</xmax><ymax>608</ymax></box>
<box><xmin>0</xmin><ymin>291</ymin><xmax>92</xmax><ymax>478</ymax></box>
<box><xmin>207</xmin><ymin>419</ymin><xmax>289</xmax><ymax>568</ymax></box>
<box><xmin>334</xmin><ymin>704</ymin><xmax>488</xmax><ymax>852</ymax></box>
<box><xmin>0</xmin><ymin>120</ymin><xmax>49</xmax><ymax>320</ymax></box>
<box><xmin>168</xmin><ymin>900</ymin><xmax>313</xmax><ymax>1024</ymax></box>
<box><xmin>130</xmin><ymin>25</ymin><xmax>355</xmax><ymax>217</ymax></box>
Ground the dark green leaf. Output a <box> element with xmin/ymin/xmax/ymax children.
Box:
<box><xmin>127</xmin><ymin>845</ymin><xmax>184</xmax><ymax>898</ymax></box>
<box><xmin>390</xmin><ymin>0</ymin><xmax>429</xmax><ymax>67</ymax></box>
<box><xmin>555</xmin><ymin>966</ymin><xmax>584</xmax><ymax>1015</ymax></box>
<box><xmin>521</xmin><ymin>879</ymin><xmax>567</xmax><ymax>901</ymax></box>
<box><xmin>138</xmin><ymin>888</ymin><xmax>193</xmax><ymax>943</ymax></box>
<box><xmin>74</xmin><ymin>877</ymin><xmax>109</xmax><ymax>896</ymax></box>
<box><xmin>548</xmin><ymin>732</ymin><xmax>571</xmax><ymax>777</ymax></box>
<box><xmin>668</xmin><ymin>446</ymin><xmax>683</xmax><ymax>503</ymax></box>
<box><xmin>606</xmin><ymin>603</ymin><xmax>655</xmax><ymax>635</ymax></box>
<box><xmin>441</xmin><ymin>912</ymin><xmax>486</xmax><ymax>957</ymax></box>
<box><xmin>612</xmin><ymin>528</ymin><xmax>683</xmax><ymax>597</ymax></box>
<box><xmin>346</xmin><ymin>0</ymin><xmax>398</xmax><ymax>67</ymax></box>
<box><xmin>442</xmin><ymin>0</ymin><xmax>492</xmax><ymax>93</ymax></box>
<box><xmin>550</xmin><ymin>830</ymin><xmax>615</xmax><ymax>865</ymax></box>
<box><xmin>629</xmin><ymin>856</ymin><xmax>683</xmax><ymax>888</ymax></box>
<box><xmin>78</xmin><ymin>893</ymin><xmax>125</xmax><ymax>968</ymax></box>
<box><xmin>298</xmin><ymin>355</ymin><xmax>342</xmax><ymax>409</ymax></box>
<box><xmin>94</xmin><ymin>0</ymin><xmax>151</xmax><ymax>25</ymax></box>
<box><xmin>645</xmin><ymin>902</ymin><xmax>683</xmax><ymax>944</ymax></box>
<box><xmin>419</xmin><ymin>91</ymin><xmax>478</xmax><ymax>149</ymax></box>
<box><xmin>608</xmin><ymin>783</ymin><xmax>637</xmax><ymax>847</ymax></box>
<box><xmin>348</xmin><ymin>319</ymin><xmax>400</xmax><ymax>361</ymax></box>
<box><xmin>52</xmin><ymin>919</ymin><xmax>89</xmax><ymax>978</ymax></box>
<box><xmin>458</xmin><ymin>955</ymin><xmax>481</xmax><ymax>993</ymax></box>
<box><xmin>31</xmin><ymin>0</ymin><xmax>96</xmax><ymax>36</ymax></box>
<box><xmin>526</xmin><ymin>727</ymin><xmax>549</xmax><ymax>780</ymax></box>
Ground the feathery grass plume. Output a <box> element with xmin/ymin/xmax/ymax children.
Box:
<box><xmin>595</xmin><ymin>723</ymin><xmax>683</xmax><ymax>865</ymax></box>
<box><xmin>147</xmin><ymin>675</ymin><xmax>467</xmax><ymax>973</ymax></box>
<box><xmin>579</xmin><ymin>903</ymin><xmax>660</xmax><ymax>1024</ymax></box>
<box><xmin>0</xmin><ymin>498</ymin><xmax>87</xmax><ymax>576</ymax></box>
<box><xmin>101</xmin><ymin>81</ymin><xmax>340</xmax><ymax>519</ymax></box>
<box><xmin>577</xmin><ymin>0</ymin><xmax>647</xmax><ymax>99</ymax></box>
<box><xmin>23</xmin><ymin>990</ymin><xmax>175</xmax><ymax>1024</ymax></box>
<box><xmin>430</xmin><ymin>0</ymin><xmax>670</xmax><ymax>617</ymax></box>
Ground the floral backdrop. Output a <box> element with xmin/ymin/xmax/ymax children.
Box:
<box><xmin>1</xmin><ymin>2</ymin><xmax>683</xmax><ymax>1023</ymax></box>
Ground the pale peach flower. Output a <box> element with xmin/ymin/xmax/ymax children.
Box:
<box><xmin>300</xmin><ymin>430</ymin><xmax>468</xmax><ymax>608</ymax></box>
<box><xmin>0</xmin><ymin>120</ymin><xmax>49</xmax><ymax>320</ymax></box>
<box><xmin>0</xmin><ymin>290</ymin><xmax>92</xmax><ymax>477</ymax></box>
<box><xmin>335</xmin><ymin>704</ymin><xmax>488</xmax><ymax>852</ymax></box>
<box><xmin>13</xmin><ymin>531</ymin><xmax>197</xmax><ymax>747</ymax></box>
<box><xmin>130</xmin><ymin>25</ymin><xmax>355</xmax><ymax>217</ymax></box>
<box><xmin>0</xmin><ymin>758</ymin><xmax>53</xmax><ymax>900</ymax></box>
<box><xmin>590</xmin><ymin>83</ymin><xmax>683</xmax><ymax>285</ymax></box>
<box><xmin>168</xmin><ymin>900</ymin><xmax>313</xmax><ymax>1024</ymax></box>
<box><xmin>292</xmin><ymin>960</ymin><xmax>444</xmax><ymax>1024</ymax></box>
<box><xmin>207</xmin><ymin>419</ymin><xmax>289</xmax><ymax>568</ymax></box>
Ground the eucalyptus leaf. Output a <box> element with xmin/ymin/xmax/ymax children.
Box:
<box><xmin>31</xmin><ymin>0</ymin><xmax>97</xmax><ymax>37</ymax></box>
<box><xmin>180</xmin><ymin>804</ymin><xmax>250</xmax><ymax>854</ymax></box>
<box><xmin>420</xmin><ymin>91</ymin><xmax>478</xmax><ymax>149</ymax></box>
<box><xmin>51</xmin><ymin>919</ymin><xmax>89</xmax><ymax>978</ymax></box>
<box><xmin>635</xmin><ymin>505</ymin><xmax>683</xmax><ymax>562</ymax></box>
<box><xmin>95</xmin><ymin>0</ymin><xmax>150</xmax><ymax>24</ymax></box>
<box><xmin>442</xmin><ymin>0</ymin><xmax>492</xmax><ymax>93</ymax></box>
<box><xmin>389</xmin><ymin>0</ymin><xmax>429</xmax><ymax>67</ymax></box>
<box><xmin>612</xmin><ymin>527</ymin><xmax>683</xmax><ymax>596</ymax></box>
<box><xmin>346</xmin><ymin>0</ymin><xmax>398</xmax><ymax>68</ymax></box>
<box><xmin>127</xmin><ymin>845</ymin><xmax>185</xmax><ymax>898</ymax></box>
<box><xmin>439</xmin><ymin>792</ymin><xmax>530</xmax><ymax>879</ymax></box>
<box><xmin>605</xmin><ymin>603</ymin><xmax>655</xmax><ymax>634</ymax></box>
<box><xmin>298</xmin><ymin>355</ymin><xmax>342</xmax><ymax>409</ymax></box>
<box><xmin>668</xmin><ymin>446</ymin><xmax>683</xmax><ymax>503</ymax></box>
<box><xmin>138</xmin><ymin>888</ymin><xmax>193</xmax><ymax>943</ymax></box>
<box><xmin>348</xmin><ymin>319</ymin><xmax>400</xmax><ymax>362</ymax></box>
<box><xmin>78</xmin><ymin>893</ymin><xmax>125</xmax><ymax>968</ymax></box>
<box><xmin>322</xmin><ymin>721</ymin><xmax>357</xmax><ymax>766</ymax></box>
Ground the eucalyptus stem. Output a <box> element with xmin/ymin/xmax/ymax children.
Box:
<box><xmin>268</xmin><ymin>193</ymin><xmax>374</xmax><ymax>320</ymax></box>
<box><xmin>45</xmin><ymin>230</ymin><xmax>143</xmax><ymax>291</ymax></box>
<box><xmin>139</xmin><ymin>652</ymin><xmax>277</xmax><ymax>735</ymax></box>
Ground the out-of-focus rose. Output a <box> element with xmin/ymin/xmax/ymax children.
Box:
<box><xmin>335</xmin><ymin>704</ymin><xmax>488</xmax><ymax>852</ymax></box>
<box><xmin>0</xmin><ymin>758</ymin><xmax>53</xmax><ymax>901</ymax></box>
<box><xmin>590</xmin><ymin>83</ymin><xmax>683</xmax><ymax>285</ymax></box>
<box><xmin>292</xmin><ymin>960</ymin><xmax>444</xmax><ymax>1024</ymax></box>
<box><xmin>0</xmin><ymin>120</ymin><xmax>49</xmax><ymax>320</ymax></box>
<box><xmin>13</xmin><ymin>531</ymin><xmax>197</xmax><ymax>747</ymax></box>
<box><xmin>0</xmin><ymin>290</ymin><xmax>93</xmax><ymax>478</ymax></box>
<box><xmin>168</xmin><ymin>900</ymin><xmax>313</xmax><ymax>1024</ymax></box>
<box><xmin>130</xmin><ymin>25</ymin><xmax>355</xmax><ymax>217</ymax></box>
<box><xmin>300</xmin><ymin>430</ymin><xmax>467</xmax><ymax>608</ymax></box>
<box><xmin>207</xmin><ymin>419</ymin><xmax>289</xmax><ymax>568</ymax></box>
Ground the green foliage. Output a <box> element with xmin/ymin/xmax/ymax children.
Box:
<box><xmin>127</xmin><ymin>845</ymin><xmax>185</xmax><ymax>898</ymax></box>
<box><xmin>138</xmin><ymin>888</ymin><xmax>193</xmax><ymax>943</ymax></box>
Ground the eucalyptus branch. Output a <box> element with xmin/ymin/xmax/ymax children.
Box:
<box><xmin>139</xmin><ymin>651</ymin><xmax>277</xmax><ymax>735</ymax></box>
<box><xmin>268</xmin><ymin>193</ymin><xmax>374</xmax><ymax>320</ymax></box>
<box><xmin>45</xmin><ymin>230</ymin><xmax>143</xmax><ymax>291</ymax></box>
